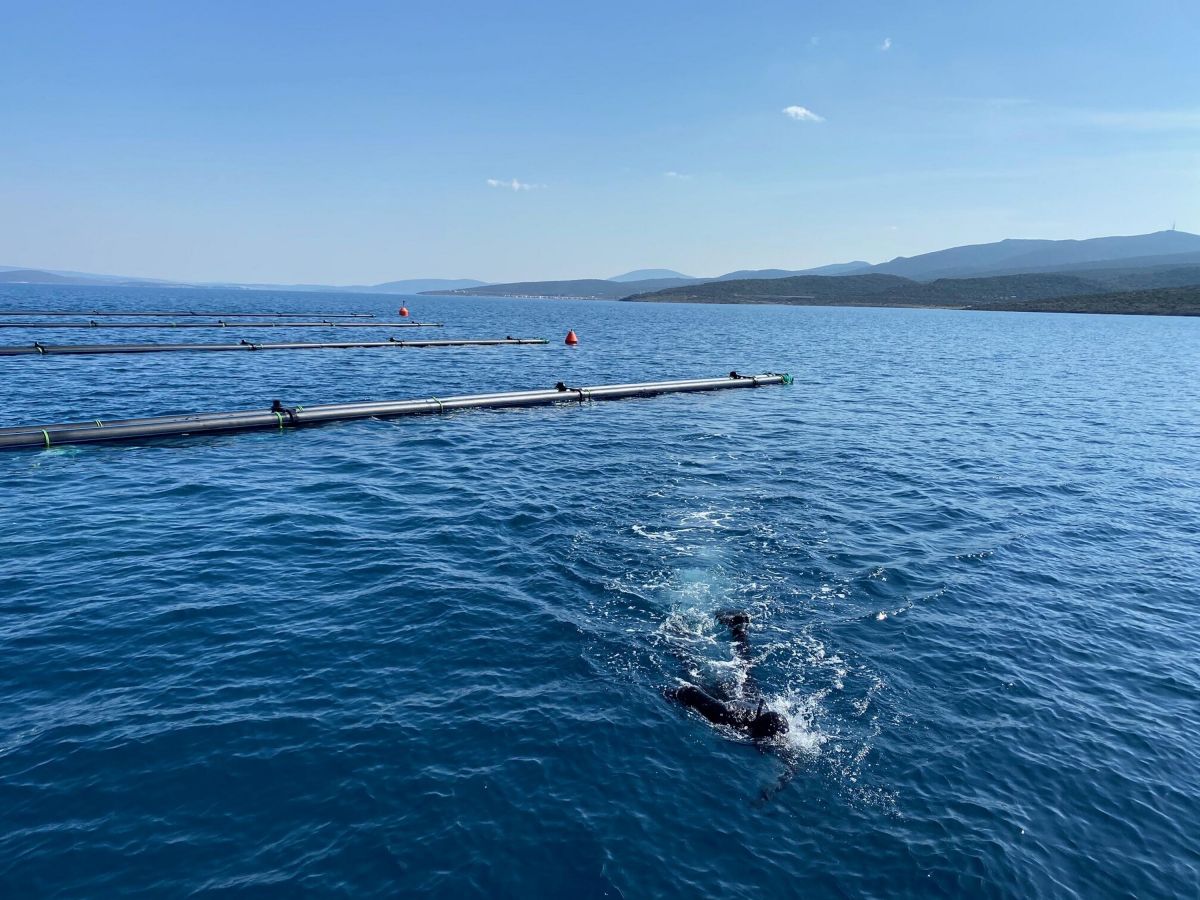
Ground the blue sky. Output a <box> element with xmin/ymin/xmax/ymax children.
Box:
<box><xmin>1</xmin><ymin>1</ymin><xmax>1197</xmax><ymax>283</ymax></box>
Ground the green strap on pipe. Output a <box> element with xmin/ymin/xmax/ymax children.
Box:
<box><xmin>274</xmin><ymin>411</ymin><xmax>285</xmax><ymax>429</ymax></box>
<box><xmin>42</xmin><ymin>430</ymin><xmax>51</xmax><ymax>448</ymax></box>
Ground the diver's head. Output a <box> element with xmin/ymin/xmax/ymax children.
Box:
<box><xmin>749</xmin><ymin>710</ymin><xmax>789</xmax><ymax>741</ymax></box>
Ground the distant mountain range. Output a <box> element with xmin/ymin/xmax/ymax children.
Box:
<box><xmin>424</xmin><ymin>231</ymin><xmax>1200</xmax><ymax>299</ymax></box>
<box><xmin>714</xmin><ymin>261</ymin><xmax>871</xmax><ymax>280</ymax></box>
<box><xmin>423</xmin><ymin>276</ymin><xmax>699</xmax><ymax>300</ymax></box>
<box><xmin>608</xmin><ymin>269</ymin><xmax>693</xmax><ymax>282</ymax></box>
<box><xmin>868</xmin><ymin>230</ymin><xmax>1200</xmax><ymax>280</ymax></box>
<box><xmin>0</xmin><ymin>268</ymin><xmax>487</xmax><ymax>295</ymax></box>
<box><xmin>223</xmin><ymin>278</ymin><xmax>489</xmax><ymax>294</ymax></box>
<box><xmin>0</xmin><ymin>267</ymin><xmax>179</xmax><ymax>287</ymax></box>
<box><xmin>5</xmin><ymin>231</ymin><xmax>1199</xmax><ymax>307</ymax></box>
<box><xmin>419</xmin><ymin>261</ymin><xmax>880</xmax><ymax>298</ymax></box>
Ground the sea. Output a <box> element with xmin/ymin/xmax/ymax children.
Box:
<box><xmin>0</xmin><ymin>284</ymin><xmax>1197</xmax><ymax>898</ymax></box>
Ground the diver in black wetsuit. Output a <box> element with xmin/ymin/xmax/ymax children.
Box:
<box><xmin>664</xmin><ymin>611</ymin><xmax>789</xmax><ymax>741</ymax></box>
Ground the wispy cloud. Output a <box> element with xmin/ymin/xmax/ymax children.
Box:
<box><xmin>1076</xmin><ymin>109</ymin><xmax>1200</xmax><ymax>131</ymax></box>
<box><xmin>978</xmin><ymin>101</ymin><xmax>1200</xmax><ymax>132</ymax></box>
<box><xmin>664</xmin><ymin>171</ymin><xmax>692</xmax><ymax>180</ymax></box>
<box><xmin>486</xmin><ymin>178</ymin><xmax>543</xmax><ymax>191</ymax></box>
<box><xmin>880</xmin><ymin>37</ymin><xmax>892</xmax><ymax>51</ymax></box>
<box><xmin>783</xmin><ymin>105</ymin><xmax>824</xmax><ymax>123</ymax></box>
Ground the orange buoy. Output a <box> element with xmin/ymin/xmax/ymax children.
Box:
<box><xmin>565</xmin><ymin>330</ymin><xmax>579</xmax><ymax>345</ymax></box>
<box><xmin>399</xmin><ymin>306</ymin><xmax>410</xmax><ymax>317</ymax></box>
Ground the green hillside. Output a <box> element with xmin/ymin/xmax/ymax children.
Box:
<box><xmin>625</xmin><ymin>268</ymin><xmax>1200</xmax><ymax>316</ymax></box>
<box><xmin>975</xmin><ymin>286</ymin><xmax>1200</xmax><ymax>316</ymax></box>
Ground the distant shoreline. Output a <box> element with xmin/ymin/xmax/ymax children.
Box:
<box><xmin>619</xmin><ymin>294</ymin><xmax>1200</xmax><ymax>317</ymax></box>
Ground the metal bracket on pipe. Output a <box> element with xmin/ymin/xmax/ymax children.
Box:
<box><xmin>270</xmin><ymin>399</ymin><xmax>301</xmax><ymax>425</ymax></box>
<box><xmin>552</xmin><ymin>382</ymin><xmax>591</xmax><ymax>403</ymax></box>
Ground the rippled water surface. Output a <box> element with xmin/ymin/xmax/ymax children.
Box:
<box><xmin>1</xmin><ymin>285</ymin><xmax>1198</xmax><ymax>898</ymax></box>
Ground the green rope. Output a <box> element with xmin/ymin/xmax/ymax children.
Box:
<box><xmin>41</xmin><ymin>430</ymin><xmax>51</xmax><ymax>448</ymax></box>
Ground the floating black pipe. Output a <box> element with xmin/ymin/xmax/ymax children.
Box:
<box><xmin>0</xmin><ymin>310</ymin><xmax>375</xmax><ymax>318</ymax></box>
<box><xmin>0</xmin><ymin>337</ymin><xmax>548</xmax><ymax>357</ymax></box>
<box><xmin>0</xmin><ymin>373</ymin><xmax>788</xmax><ymax>438</ymax></box>
<box><xmin>0</xmin><ymin>374</ymin><xmax>792</xmax><ymax>451</ymax></box>
<box><xmin>0</xmin><ymin>320</ymin><xmax>442</xmax><ymax>329</ymax></box>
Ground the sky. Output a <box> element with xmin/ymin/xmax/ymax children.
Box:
<box><xmin>1</xmin><ymin>0</ymin><xmax>1197</xmax><ymax>284</ymax></box>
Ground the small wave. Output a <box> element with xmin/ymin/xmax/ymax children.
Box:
<box><xmin>678</xmin><ymin>509</ymin><xmax>734</xmax><ymax>529</ymax></box>
<box><xmin>631</xmin><ymin>524</ymin><xmax>680</xmax><ymax>542</ymax></box>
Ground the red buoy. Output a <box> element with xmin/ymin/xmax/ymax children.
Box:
<box><xmin>565</xmin><ymin>330</ymin><xmax>579</xmax><ymax>345</ymax></box>
<box><xmin>399</xmin><ymin>306</ymin><xmax>410</xmax><ymax>317</ymax></box>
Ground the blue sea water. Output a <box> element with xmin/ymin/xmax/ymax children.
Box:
<box><xmin>0</xmin><ymin>284</ymin><xmax>1198</xmax><ymax>898</ymax></box>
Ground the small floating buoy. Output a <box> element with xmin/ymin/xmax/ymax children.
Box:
<box><xmin>399</xmin><ymin>306</ymin><xmax>410</xmax><ymax>317</ymax></box>
<box><xmin>565</xmin><ymin>330</ymin><xmax>579</xmax><ymax>345</ymax></box>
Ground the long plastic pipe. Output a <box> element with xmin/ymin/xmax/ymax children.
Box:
<box><xmin>0</xmin><ymin>320</ymin><xmax>441</xmax><ymax>329</ymax></box>
<box><xmin>0</xmin><ymin>376</ymin><xmax>784</xmax><ymax>437</ymax></box>
<box><xmin>0</xmin><ymin>338</ymin><xmax>547</xmax><ymax>357</ymax></box>
<box><xmin>0</xmin><ymin>374</ymin><xmax>791</xmax><ymax>450</ymax></box>
<box><xmin>0</xmin><ymin>310</ymin><xmax>375</xmax><ymax>318</ymax></box>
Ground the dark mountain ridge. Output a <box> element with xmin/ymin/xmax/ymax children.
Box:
<box><xmin>624</xmin><ymin>264</ymin><xmax>1200</xmax><ymax>316</ymax></box>
<box><xmin>871</xmin><ymin>230</ymin><xmax>1200</xmax><ymax>281</ymax></box>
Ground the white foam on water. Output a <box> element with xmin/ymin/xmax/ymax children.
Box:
<box><xmin>631</xmin><ymin>523</ymin><xmax>679</xmax><ymax>542</ymax></box>
<box><xmin>678</xmin><ymin>509</ymin><xmax>734</xmax><ymax>529</ymax></box>
<box><xmin>767</xmin><ymin>690</ymin><xmax>828</xmax><ymax>755</ymax></box>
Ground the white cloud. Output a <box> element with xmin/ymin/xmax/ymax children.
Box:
<box><xmin>880</xmin><ymin>37</ymin><xmax>892</xmax><ymax>51</ymax></box>
<box><xmin>783</xmin><ymin>105</ymin><xmax>824</xmax><ymax>123</ymax></box>
<box><xmin>486</xmin><ymin>178</ymin><xmax>542</xmax><ymax>191</ymax></box>
<box><xmin>664</xmin><ymin>171</ymin><xmax>692</xmax><ymax>180</ymax></box>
